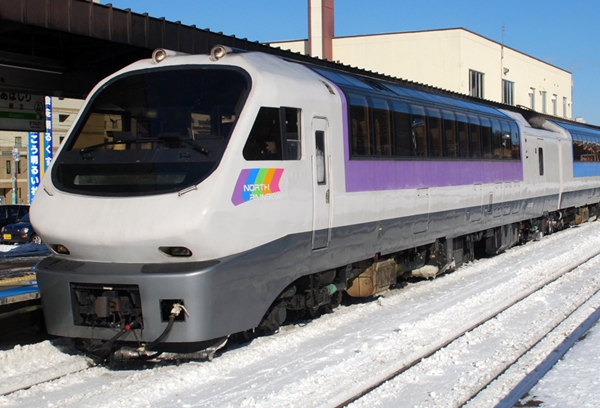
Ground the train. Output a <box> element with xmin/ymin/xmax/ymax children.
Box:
<box><xmin>31</xmin><ymin>45</ymin><xmax>600</xmax><ymax>358</ymax></box>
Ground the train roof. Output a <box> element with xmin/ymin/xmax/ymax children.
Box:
<box><xmin>269</xmin><ymin>49</ymin><xmax>600</xmax><ymax>134</ymax></box>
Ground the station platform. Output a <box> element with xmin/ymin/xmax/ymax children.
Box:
<box><xmin>0</xmin><ymin>244</ymin><xmax>50</xmax><ymax>318</ymax></box>
<box><xmin>0</xmin><ymin>270</ymin><xmax>39</xmax><ymax>306</ymax></box>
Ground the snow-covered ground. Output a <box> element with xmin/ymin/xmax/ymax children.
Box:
<box><xmin>1</xmin><ymin>224</ymin><xmax>600</xmax><ymax>407</ymax></box>
<box><xmin>0</xmin><ymin>245</ymin><xmax>18</xmax><ymax>252</ymax></box>
<box><xmin>526</xmin><ymin>321</ymin><xmax>600</xmax><ymax>407</ymax></box>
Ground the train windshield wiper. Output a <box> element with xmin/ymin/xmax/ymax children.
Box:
<box><xmin>157</xmin><ymin>133</ymin><xmax>211</xmax><ymax>157</ymax></box>
<box><xmin>79</xmin><ymin>132</ymin><xmax>155</xmax><ymax>155</ymax></box>
<box><xmin>78</xmin><ymin>132</ymin><xmax>211</xmax><ymax>157</ymax></box>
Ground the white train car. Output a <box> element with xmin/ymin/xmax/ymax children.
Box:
<box><xmin>31</xmin><ymin>46</ymin><xmax>600</xmax><ymax>356</ymax></box>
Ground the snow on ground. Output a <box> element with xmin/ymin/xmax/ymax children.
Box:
<box><xmin>0</xmin><ymin>223</ymin><xmax>600</xmax><ymax>407</ymax></box>
<box><xmin>525</xmin><ymin>321</ymin><xmax>600</xmax><ymax>408</ymax></box>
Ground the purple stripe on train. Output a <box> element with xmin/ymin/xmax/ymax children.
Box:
<box><xmin>331</xmin><ymin>84</ymin><xmax>524</xmax><ymax>192</ymax></box>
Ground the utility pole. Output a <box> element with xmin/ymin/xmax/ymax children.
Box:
<box><xmin>12</xmin><ymin>147</ymin><xmax>19</xmax><ymax>204</ymax></box>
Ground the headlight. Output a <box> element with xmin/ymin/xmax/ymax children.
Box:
<box><xmin>21</xmin><ymin>227</ymin><xmax>29</xmax><ymax>234</ymax></box>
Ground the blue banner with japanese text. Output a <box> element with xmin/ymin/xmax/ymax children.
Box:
<box><xmin>28</xmin><ymin>96</ymin><xmax>53</xmax><ymax>202</ymax></box>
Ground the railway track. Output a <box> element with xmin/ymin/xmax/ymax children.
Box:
<box><xmin>345</xmin><ymin>249</ymin><xmax>600</xmax><ymax>407</ymax></box>
<box><xmin>2</xmin><ymin>223</ymin><xmax>600</xmax><ymax>407</ymax></box>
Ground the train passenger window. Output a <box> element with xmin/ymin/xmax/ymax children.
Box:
<box><xmin>283</xmin><ymin>107</ymin><xmax>302</xmax><ymax>160</ymax></box>
<box><xmin>468</xmin><ymin>115</ymin><xmax>481</xmax><ymax>158</ymax></box>
<box><xmin>411</xmin><ymin>105</ymin><xmax>428</xmax><ymax>157</ymax></box>
<box><xmin>349</xmin><ymin>94</ymin><xmax>372</xmax><ymax>156</ymax></box>
<box><xmin>441</xmin><ymin>111</ymin><xmax>457</xmax><ymax>158</ymax></box>
<box><xmin>592</xmin><ymin>138</ymin><xmax>600</xmax><ymax>162</ymax></box>
<box><xmin>392</xmin><ymin>101</ymin><xmax>412</xmax><ymax>157</ymax></box>
<box><xmin>480</xmin><ymin>117</ymin><xmax>493</xmax><ymax>158</ymax></box>
<box><xmin>455</xmin><ymin>113</ymin><xmax>469</xmax><ymax>158</ymax></box>
<box><xmin>490</xmin><ymin>119</ymin><xmax>503</xmax><ymax>158</ymax></box>
<box><xmin>427</xmin><ymin>108</ymin><xmax>443</xmax><ymax>157</ymax></box>
<box><xmin>243</xmin><ymin>107</ymin><xmax>282</xmax><ymax>160</ymax></box>
<box><xmin>581</xmin><ymin>135</ymin><xmax>594</xmax><ymax>161</ymax></box>
<box><xmin>500</xmin><ymin>121</ymin><xmax>513</xmax><ymax>158</ymax></box>
<box><xmin>372</xmin><ymin>98</ymin><xmax>392</xmax><ymax>156</ymax></box>
<box><xmin>509</xmin><ymin>122</ymin><xmax>520</xmax><ymax>159</ymax></box>
<box><xmin>572</xmin><ymin>136</ymin><xmax>582</xmax><ymax>161</ymax></box>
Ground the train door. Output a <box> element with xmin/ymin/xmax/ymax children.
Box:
<box><xmin>311</xmin><ymin>117</ymin><xmax>331</xmax><ymax>250</ymax></box>
<box><xmin>538</xmin><ymin>137</ymin><xmax>561</xmax><ymax>212</ymax></box>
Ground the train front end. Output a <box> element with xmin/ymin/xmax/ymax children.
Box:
<box><xmin>30</xmin><ymin>47</ymin><xmax>311</xmax><ymax>353</ymax></box>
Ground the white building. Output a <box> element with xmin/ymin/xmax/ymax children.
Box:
<box><xmin>270</xmin><ymin>27</ymin><xmax>572</xmax><ymax>119</ymax></box>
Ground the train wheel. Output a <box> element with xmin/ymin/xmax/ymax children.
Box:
<box><xmin>308</xmin><ymin>306</ymin><xmax>323</xmax><ymax>319</ymax></box>
<box><xmin>329</xmin><ymin>291</ymin><xmax>343</xmax><ymax>309</ymax></box>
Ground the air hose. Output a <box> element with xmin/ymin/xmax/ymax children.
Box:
<box><xmin>111</xmin><ymin>303</ymin><xmax>189</xmax><ymax>361</ymax></box>
<box><xmin>87</xmin><ymin>318</ymin><xmax>142</xmax><ymax>356</ymax></box>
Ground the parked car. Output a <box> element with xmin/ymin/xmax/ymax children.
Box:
<box><xmin>0</xmin><ymin>204</ymin><xmax>29</xmax><ymax>230</ymax></box>
<box><xmin>1</xmin><ymin>213</ymin><xmax>41</xmax><ymax>244</ymax></box>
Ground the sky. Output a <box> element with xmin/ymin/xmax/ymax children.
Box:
<box><xmin>102</xmin><ymin>0</ymin><xmax>600</xmax><ymax>126</ymax></box>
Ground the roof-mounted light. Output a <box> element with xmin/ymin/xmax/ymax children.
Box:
<box><xmin>209</xmin><ymin>44</ymin><xmax>248</xmax><ymax>61</ymax></box>
<box><xmin>210</xmin><ymin>45</ymin><xmax>232</xmax><ymax>61</ymax></box>
<box><xmin>151</xmin><ymin>48</ymin><xmax>187</xmax><ymax>64</ymax></box>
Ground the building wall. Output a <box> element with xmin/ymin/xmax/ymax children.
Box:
<box><xmin>270</xmin><ymin>28</ymin><xmax>572</xmax><ymax>118</ymax></box>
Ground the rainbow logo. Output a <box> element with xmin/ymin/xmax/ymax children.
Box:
<box><xmin>231</xmin><ymin>168</ymin><xmax>284</xmax><ymax>206</ymax></box>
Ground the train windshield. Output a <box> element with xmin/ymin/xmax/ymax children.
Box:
<box><xmin>52</xmin><ymin>66</ymin><xmax>250</xmax><ymax>196</ymax></box>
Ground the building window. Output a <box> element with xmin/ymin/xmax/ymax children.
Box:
<box><xmin>529</xmin><ymin>88</ymin><xmax>536</xmax><ymax>110</ymax></box>
<box><xmin>563</xmin><ymin>97</ymin><xmax>568</xmax><ymax>117</ymax></box>
<box><xmin>541</xmin><ymin>91</ymin><xmax>547</xmax><ymax>113</ymax></box>
<box><xmin>5</xmin><ymin>160</ymin><xmax>10</xmax><ymax>175</ymax></box>
<box><xmin>502</xmin><ymin>80</ymin><xmax>514</xmax><ymax>105</ymax></box>
<box><xmin>58</xmin><ymin>114</ymin><xmax>70</xmax><ymax>123</ymax></box>
<box><xmin>552</xmin><ymin>94</ymin><xmax>557</xmax><ymax>115</ymax></box>
<box><xmin>14</xmin><ymin>136</ymin><xmax>21</xmax><ymax>147</ymax></box>
<box><xmin>469</xmin><ymin>70</ymin><xmax>484</xmax><ymax>98</ymax></box>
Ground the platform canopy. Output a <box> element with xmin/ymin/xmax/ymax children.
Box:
<box><xmin>0</xmin><ymin>0</ymin><xmax>318</xmax><ymax>100</ymax></box>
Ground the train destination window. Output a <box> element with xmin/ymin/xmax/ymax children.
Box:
<box><xmin>243</xmin><ymin>107</ymin><xmax>302</xmax><ymax>161</ymax></box>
